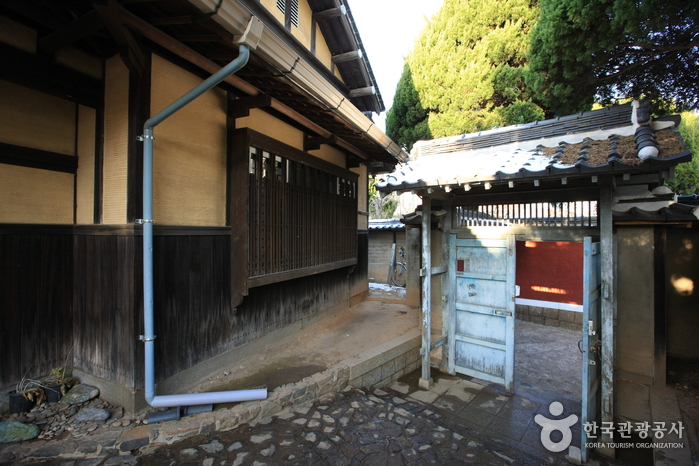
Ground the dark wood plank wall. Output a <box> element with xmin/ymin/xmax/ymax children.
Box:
<box><xmin>151</xmin><ymin>232</ymin><xmax>351</xmax><ymax>382</ymax></box>
<box><xmin>349</xmin><ymin>230</ymin><xmax>368</xmax><ymax>294</ymax></box>
<box><xmin>3</xmin><ymin>224</ymin><xmax>360</xmax><ymax>389</ymax></box>
<box><xmin>73</xmin><ymin>230</ymin><xmax>140</xmax><ymax>390</ymax></box>
<box><xmin>0</xmin><ymin>228</ymin><xmax>74</xmax><ymax>388</ymax></box>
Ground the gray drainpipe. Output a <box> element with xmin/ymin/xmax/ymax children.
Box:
<box><xmin>139</xmin><ymin>17</ymin><xmax>267</xmax><ymax>412</ymax></box>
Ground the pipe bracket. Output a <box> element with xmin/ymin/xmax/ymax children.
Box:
<box><xmin>137</xmin><ymin>134</ymin><xmax>155</xmax><ymax>141</ymax></box>
<box><xmin>135</xmin><ymin>219</ymin><xmax>155</xmax><ymax>225</ymax></box>
<box><xmin>139</xmin><ymin>335</ymin><xmax>156</xmax><ymax>342</ymax></box>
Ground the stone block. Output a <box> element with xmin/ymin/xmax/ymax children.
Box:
<box><xmin>574</xmin><ymin>312</ymin><xmax>584</xmax><ymax>324</ymax></box>
<box><xmin>529</xmin><ymin>307</ymin><xmax>544</xmax><ymax>317</ymax></box>
<box><xmin>518</xmin><ymin>314</ymin><xmax>531</xmax><ymax>322</ymax></box>
<box><xmin>543</xmin><ymin>308</ymin><xmax>559</xmax><ymax>319</ymax></box>
<box><xmin>530</xmin><ymin>316</ymin><xmax>545</xmax><ymax>325</ymax></box>
<box><xmin>559</xmin><ymin>310</ymin><xmax>575</xmax><ymax>323</ymax></box>
<box><xmin>545</xmin><ymin>318</ymin><xmax>560</xmax><ymax>327</ymax></box>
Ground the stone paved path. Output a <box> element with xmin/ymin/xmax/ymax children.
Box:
<box><xmin>131</xmin><ymin>386</ymin><xmax>615</xmax><ymax>466</ymax></box>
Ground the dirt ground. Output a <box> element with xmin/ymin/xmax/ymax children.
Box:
<box><xmin>514</xmin><ymin>319</ymin><xmax>582</xmax><ymax>398</ymax></box>
<box><xmin>196</xmin><ymin>298</ymin><xmax>419</xmax><ymax>395</ymax></box>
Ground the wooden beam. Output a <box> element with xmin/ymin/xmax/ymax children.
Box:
<box><xmin>331</xmin><ymin>49</ymin><xmax>362</xmax><ymax>64</ymax></box>
<box><xmin>37</xmin><ymin>9</ymin><xmax>105</xmax><ymax>53</ymax></box>
<box><xmin>176</xmin><ymin>34</ymin><xmax>223</xmax><ymax>42</ymax></box>
<box><xmin>0</xmin><ymin>141</ymin><xmax>78</xmax><ymax>174</ymax></box>
<box><xmin>0</xmin><ymin>42</ymin><xmax>102</xmax><ymax>108</ymax></box>
<box><xmin>348</xmin><ymin>86</ymin><xmax>376</xmax><ymax>98</ymax></box>
<box><xmin>149</xmin><ymin>15</ymin><xmax>198</xmax><ymax>26</ymax></box>
<box><xmin>304</xmin><ymin>135</ymin><xmax>337</xmax><ymax>151</ymax></box>
<box><xmin>228</xmin><ymin>94</ymin><xmax>272</xmax><ymax>119</ymax></box>
<box><xmin>93</xmin><ymin>0</ymin><xmax>145</xmax><ymax>76</ymax></box>
<box><xmin>313</xmin><ymin>6</ymin><xmax>346</xmax><ymax>21</ymax></box>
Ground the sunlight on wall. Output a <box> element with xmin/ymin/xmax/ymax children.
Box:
<box><xmin>671</xmin><ymin>274</ymin><xmax>694</xmax><ymax>296</ymax></box>
<box><xmin>530</xmin><ymin>286</ymin><xmax>568</xmax><ymax>295</ymax></box>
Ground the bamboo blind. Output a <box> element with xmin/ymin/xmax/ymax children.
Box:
<box><xmin>0</xmin><ymin>80</ymin><xmax>75</xmax><ymax>155</ymax></box>
<box><xmin>76</xmin><ymin>105</ymin><xmax>96</xmax><ymax>224</ymax></box>
<box><xmin>0</xmin><ymin>15</ymin><xmax>36</xmax><ymax>53</ymax></box>
<box><xmin>102</xmin><ymin>56</ymin><xmax>130</xmax><ymax>224</ymax></box>
<box><xmin>0</xmin><ymin>164</ymin><xmax>73</xmax><ymax>223</ymax></box>
<box><xmin>151</xmin><ymin>54</ymin><xmax>227</xmax><ymax>226</ymax></box>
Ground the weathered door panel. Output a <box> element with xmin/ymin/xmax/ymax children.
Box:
<box><xmin>449</xmin><ymin>236</ymin><xmax>515</xmax><ymax>390</ymax></box>
<box><xmin>581</xmin><ymin>237</ymin><xmax>602</xmax><ymax>462</ymax></box>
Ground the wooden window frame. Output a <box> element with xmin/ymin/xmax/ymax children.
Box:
<box><xmin>231</xmin><ymin>128</ymin><xmax>357</xmax><ymax>306</ymax></box>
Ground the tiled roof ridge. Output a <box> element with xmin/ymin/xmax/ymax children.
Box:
<box><xmin>416</xmin><ymin>103</ymin><xmax>633</xmax><ymax>156</ymax></box>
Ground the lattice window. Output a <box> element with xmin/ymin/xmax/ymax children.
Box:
<box><xmin>246</xmin><ymin>141</ymin><xmax>357</xmax><ymax>279</ymax></box>
<box><xmin>454</xmin><ymin>201</ymin><xmax>598</xmax><ymax>228</ymax></box>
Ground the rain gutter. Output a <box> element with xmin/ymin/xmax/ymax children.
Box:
<box><xmin>188</xmin><ymin>0</ymin><xmax>408</xmax><ymax>163</ymax></box>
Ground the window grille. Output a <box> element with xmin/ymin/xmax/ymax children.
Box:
<box><xmin>276</xmin><ymin>0</ymin><xmax>299</xmax><ymax>28</ymax></box>
<box><xmin>454</xmin><ymin>201</ymin><xmax>598</xmax><ymax>228</ymax></box>
<box><xmin>247</xmin><ymin>142</ymin><xmax>357</xmax><ymax>279</ymax></box>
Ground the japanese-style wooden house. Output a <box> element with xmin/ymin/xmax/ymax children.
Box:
<box><xmin>0</xmin><ymin>0</ymin><xmax>408</xmax><ymax>412</ymax></box>
<box><xmin>377</xmin><ymin>101</ymin><xmax>698</xmax><ymax>461</ymax></box>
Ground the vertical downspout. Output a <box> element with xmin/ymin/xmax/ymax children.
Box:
<box><xmin>140</xmin><ymin>18</ymin><xmax>267</xmax><ymax>409</ymax></box>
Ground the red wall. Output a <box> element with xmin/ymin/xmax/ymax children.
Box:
<box><xmin>516</xmin><ymin>241</ymin><xmax>583</xmax><ymax>304</ymax></box>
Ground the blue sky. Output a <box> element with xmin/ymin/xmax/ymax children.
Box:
<box><xmin>349</xmin><ymin>0</ymin><xmax>444</xmax><ymax>132</ymax></box>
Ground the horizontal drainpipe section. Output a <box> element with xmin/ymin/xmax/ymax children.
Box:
<box><xmin>140</xmin><ymin>32</ymin><xmax>267</xmax><ymax>410</ymax></box>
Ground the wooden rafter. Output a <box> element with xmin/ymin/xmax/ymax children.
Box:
<box><xmin>37</xmin><ymin>9</ymin><xmax>105</xmax><ymax>53</ymax></box>
<box><xmin>93</xmin><ymin>0</ymin><xmax>145</xmax><ymax>75</ymax></box>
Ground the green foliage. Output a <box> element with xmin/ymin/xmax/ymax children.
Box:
<box><xmin>527</xmin><ymin>0</ymin><xmax>699</xmax><ymax>116</ymax></box>
<box><xmin>668</xmin><ymin>112</ymin><xmax>699</xmax><ymax>195</ymax></box>
<box><xmin>387</xmin><ymin>0</ymin><xmax>545</xmax><ymax>150</ymax></box>
<box><xmin>386</xmin><ymin>64</ymin><xmax>432</xmax><ymax>151</ymax></box>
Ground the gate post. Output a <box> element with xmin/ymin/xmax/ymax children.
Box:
<box><xmin>419</xmin><ymin>196</ymin><xmax>434</xmax><ymax>390</ymax></box>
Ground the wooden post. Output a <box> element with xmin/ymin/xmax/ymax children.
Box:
<box><xmin>419</xmin><ymin>197</ymin><xmax>434</xmax><ymax>390</ymax></box>
<box><xmin>405</xmin><ymin>227</ymin><xmax>421</xmax><ymax>306</ymax></box>
<box><xmin>387</xmin><ymin>243</ymin><xmax>397</xmax><ymax>285</ymax></box>
<box><xmin>598</xmin><ymin>179</ymin><xmax>615</xmax><ymax>458</ymax></box>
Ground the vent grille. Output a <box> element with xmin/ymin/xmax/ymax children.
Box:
<box><xmin>454</xmin><ymin>201</ymin><xmax>599</xmax><ymax>228</ymax></box>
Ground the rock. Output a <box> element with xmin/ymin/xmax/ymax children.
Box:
<box><xmin>0</xmin><ymin>420</ymin><xmax>40</xmax><ymax>443</ymax></box>
<box><xmin>61</xmin><ymin>385</ymin><xmax>100</xmax><ymax>405</ymax></box>
<box><xmin>75</xmin><ymin>408</ymin><xmax>110</xmax><ymax>423</ymax></box>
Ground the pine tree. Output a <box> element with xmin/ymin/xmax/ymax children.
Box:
<box><xmin>527</xmin><ymin>0</ymin><xmax>699</xmax><ymax>116</ymax></box>
<box><xmin>387</xmin><ymin>0</ymin><xmax>544</xmax><ymax>151</ymax></box>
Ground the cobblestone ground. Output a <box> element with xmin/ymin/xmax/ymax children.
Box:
<box><xmin>134</xmin><ymin>387</ymin><xmax>594</xmax><ymax>466</ymax></box>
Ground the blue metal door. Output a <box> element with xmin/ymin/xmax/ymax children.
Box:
<box><xmin>448</xmin><ymin>235</ymin><xmax>516</xmax><ymax>391</ymax></box>
<box><xmin>581</xmin><ymin>237</ymin><xmax>602</xmax><ymax>462</ymax></box>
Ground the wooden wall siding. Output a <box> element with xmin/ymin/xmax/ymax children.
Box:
<box><xmin>72</xmin><ymin>232</ymin><xmax>141</xmax><ymax>389</ymax></box>
<box><xmin>0</xmin><ymin>231</ymin><xmax>73</xmax><ymax>387</ymax></box>
<box><xmin>151</xmin><ymin>234</ymin><xmax>233</xmax><ymax>381</ymax></box>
